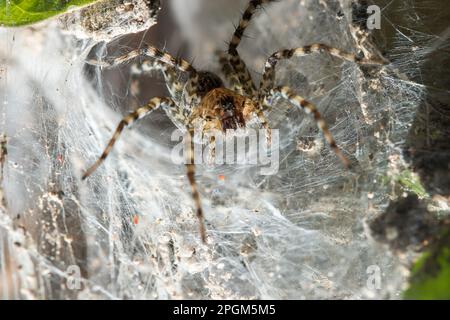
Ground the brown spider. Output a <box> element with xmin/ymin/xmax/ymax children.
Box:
<box><xmin>82</xmin><ymin>0</ymin><xmax>384</xmax><ymax>243</ymax></box>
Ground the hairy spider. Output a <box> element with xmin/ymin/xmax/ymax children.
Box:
<box><xmin>82</xmin><ymin>0</ymin><xmax>384</xmax><ymax>243</ymax></box>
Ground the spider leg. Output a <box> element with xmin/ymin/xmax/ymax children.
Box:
<box><xmin>87</xmin><ymin>44</ymin><xmax>196</xmax><ymax>74</ymax></box>
<box><xmin>206</xmin><ymin>135</ymin><xmax>217</xmax><ymax>166</ymax></box>
<box><xmin>130</xmin><ymin>59</ymin><xmax>197</xmax><ymax>127</ymax></box>
<box><xmin>183</xmin><ymin>73</ymin><xmax>202</xmax><ymax>107</ymax></box>
<box><xmin>82</xmin><ymin>97</ymin><xmax>176</xmax><ymax>180</ymax></box>
<box><xmin>228</xmin><ymin>0</ymin><xmax>277</xmax><ymax>95</ymax></box>
<box><xmin>185</xmin><ymin>128</ymin><xmax>207</xmax><ymax>243</ymax></box>
<box><xmin>259</xmin><ymin>44</ymin><xmax>386</xmax><ymax>96</ymax></box>
<box><xmin>131</xmin><ymin>59</ymin><xmax>185</xmax><ymax>102</ymax></box>
<box><xmin>255</xmin><ymin>108</ymin><xmax>272</xmax><ymax>144</ymax></box>
<box><xmin>215</xmin><ymin>51</ymin><xmax>245</xmax><ymax>95</ymax></box>
<box><xmin>265</xmin><ymin>86</ymin><xmax>350</xmax><ymax>167</ymax></box>
<box><xmin>88</xmin><ymin>44</ymin><xmax>202</xmax><ymax>110</ymax></box>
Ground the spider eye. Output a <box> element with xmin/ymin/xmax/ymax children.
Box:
<box><xmin>219</xmin><ymin>96</ymin><xmax>235</xmax><ymax>111</ymax></box>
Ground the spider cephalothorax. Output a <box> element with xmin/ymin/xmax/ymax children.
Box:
<box><xmin>188</xmin><ymin>70</ymin><xmax>252</xmax><ymax>131</ymax></box>
<box><xmin>195</xmin><ymin>71</ymin><xmax>224</xmax><ymax>97</ymax></box>
<box><xmin>83</xmin><ymin>0</ymin><xmax>385</xmax><ymax>243</ymax></box>
<box><xmin>217</xmin><ymin>93</ymin><xmax>247</xmax><ymax>130</ymax></box>
<box><xmin>192</xmin><ymin>88</ymin><xmax>255</xmax><ymax>131</ymax></box>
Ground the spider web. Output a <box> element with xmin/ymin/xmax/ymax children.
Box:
<box><xmin>1</xmin><ymin>0</ymin><xmax>448</xmax><ymax>299</ymax></box>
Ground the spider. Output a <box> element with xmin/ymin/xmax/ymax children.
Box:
<box><xmin>82</xmin><ymin>0</ymin><xmax>384</xmax><ymax>243</ymax></box>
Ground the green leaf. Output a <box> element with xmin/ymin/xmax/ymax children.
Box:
<box><xmin>397</xmin><ymin>170</ymin><xmax>428</xmax><ymax>199</ymax></box>
<box><xmin>404</xmin><ymin>230</ymin><xmax>450</xmax><ymax>300</ymax></box>
<box><xmin>0</xmin><ymin>0</ymin><xmax>99</xmax><ymax>27</ymax></box>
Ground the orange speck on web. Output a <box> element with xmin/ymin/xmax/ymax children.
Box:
<box><xmin>56</xmin><ymin>154</ymin><xmax>64</xmax><ymax>164</ymax></box>
<box><xmin>133</xmin><ymin>215</ymin><xmax>139</xmax><ymax>225</ymax></box>
<box><xmin>218</xmin><ymin>175</ymin><xmax>225</xmax><ymax>181</ymax></box>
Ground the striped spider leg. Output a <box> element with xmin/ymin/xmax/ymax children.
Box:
<box><xmin>82</xmin><ymin>96</ymin><xmax>178</xmax><ymax>179</ymax></box>
<box><xmin>227</xmin><ymin>0</ymin><xmax>279</xmax><ymax>96</ymax></box>
<box><xmin>224</xmin><ymin>0</ymin><xmax>280</xmax><ymax>143</ymax></box>
<box><xmin>130</xmin><ymin>59</ymin><xmax>185</xmax><ymax>104</ymax></box>
<box><xmin>130</xmin><ymin>59</ymin><xmax>194</xmax><ymax>129</ymax></box>
<box><xmin>215</xmin><ymin>50</ymin><xmax>246</xmax><ymax>95</ymax></box>
<box><xmin>226</xmin><ymin>0</ymin><xmax>385</xmax><ymax>167</ymax></box>
<box><xmin>83</xmin><ymin>45</ymin><xmax>209</xmax><ymax>243</ymax></box>
<box><xmin>259</xmin><ymin>44</ymin><xmax>386</xmax><ymax>97</ymax></box>
<box><xmin>256</xmin><ymin>45</ymin><xmax>385</xmax><ymax>167</ymax></box>
<box><xmin>258</xmin><ymin>46</ymin><xmax>385</xmax><ymax>166</ymax></box>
